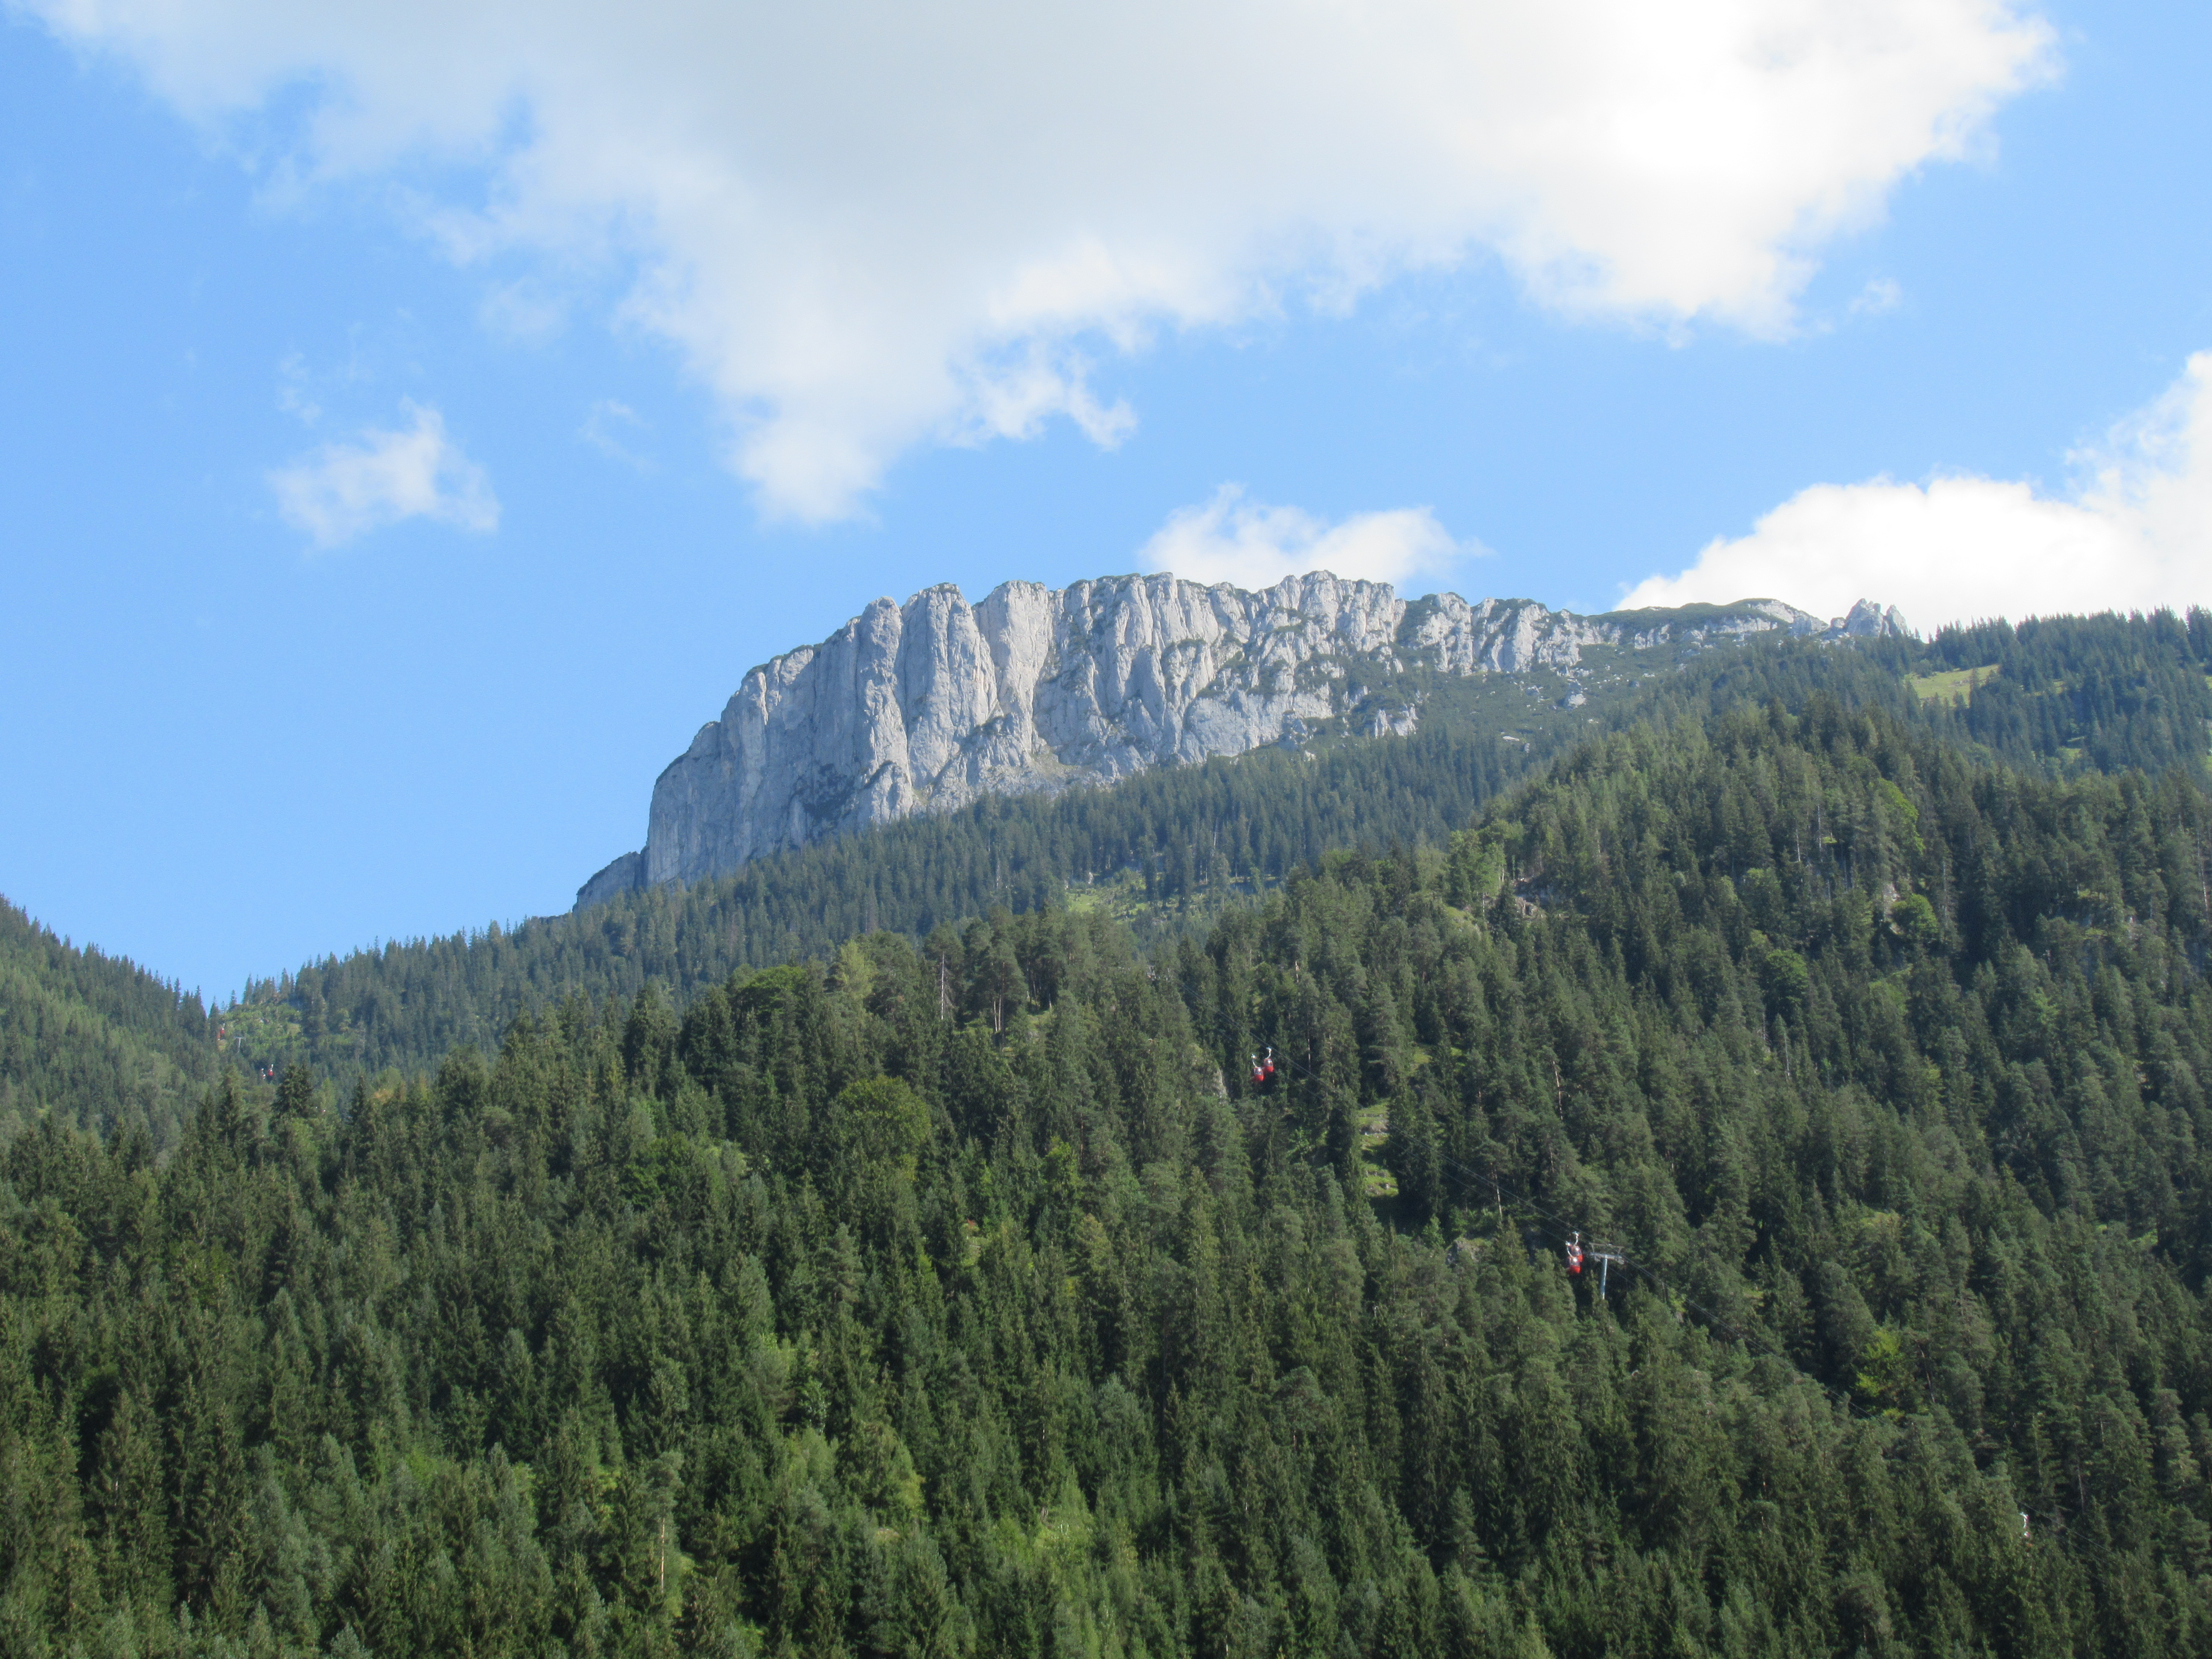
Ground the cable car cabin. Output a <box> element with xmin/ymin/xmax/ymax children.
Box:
<box><xmin>1566</xmin><ymin>1235</ymin><xmax>1584</xmax><ymax>1275</ymax></box>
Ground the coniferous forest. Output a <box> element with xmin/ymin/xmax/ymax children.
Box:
<box><xmin>0</xmin><ymin>902</ymin><xmax>215</xmax><ymax>1151</ymax></box>
<box><xmin>201</xmin><ymin>611</ymin><xmax>2212</xmax><ymax>1093</ymax></box>
<box><xmin>4</xmin><ymin>617</ymin><xmax>2212</xmax><ymax>1654</ymax></box>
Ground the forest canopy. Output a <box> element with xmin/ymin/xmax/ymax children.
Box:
<box><xmin>203</xmin><ymin>610</ymin><xmax>2212</xmax><ymax>1094</ymax></box>
<box><xmin>5</xmin><ymin>662</ymin><xmax>2212</xmax><ymax>1655</ymax></box>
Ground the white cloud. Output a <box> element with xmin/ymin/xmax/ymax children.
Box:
<box><xmin>1139</xmin><ymin>486</ymin><xmax>1470</xmax><ymax>591</ymax></box>
<box><xmin>1621</xmin><ymin>353</ymin><xmax>2212</xmax><ymax>629</ymax></box>
<box><xmin>1848</xmin><ymin>276</ymin><xmax>1903</xmax><ymax>317</ymax></box>
<box><xmin>580</xmin><ymin>399</ymin><xmax>652</xmax><ymax>469</ymax></box>
<box><xmin>270</xmin><ymin>402</ymin><xmax>499</xmax><ymax>547</ymax></box>
<box><xmin>31</xmin><ymin>0</ymin><xmax>2053</xmax><ymax>520</ymax></box>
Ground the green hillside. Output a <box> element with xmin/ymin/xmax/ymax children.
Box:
<box><xmin>1893</xmin><ymin>610</ymin><xmax>2212</xmax><ymax>777</ymax></box>
<box><xmin>226</xmin><ymin>724</ymin><xmax>1538</xmax><ymax>1083</ymax></box>
<box><xmin>5</xmin><ymin>683</ymin><xmax>2212</xmax><ymax>1653</ymax></box>
<box><xmin>0</xmin><ymin>897</ymin><xmax>215</xmax><ymax>1148</ymax></box>
<box><xmin>224</xmin><ymin>611</ymin><xmax>2212</xmax><ymax>1087</ymax></box>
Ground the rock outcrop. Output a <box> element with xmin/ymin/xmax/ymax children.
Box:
<box><xmin>577</xmin><ymin>573</ymin><xmax>1906</xmax><ymax>908</ymax></box>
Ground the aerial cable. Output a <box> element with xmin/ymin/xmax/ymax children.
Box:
<box><xmin>1252</xmin><ymin>1030</ymin><xmax>1886</xmax><ymax>1426</ymax></box>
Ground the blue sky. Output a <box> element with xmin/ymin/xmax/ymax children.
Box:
<box><xmin>2</xmin><ymin>0</ymin><xmax>2208</xmax><ymax>998</ymax></box>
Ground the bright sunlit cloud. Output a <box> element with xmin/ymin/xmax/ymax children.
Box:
<box><xmin>1622</xmin><ymin>352</ymin><xmax>2212</xmax><ymax>629</ymax></box>
<box><xmin>1139</xmin><ymin>486</ymin><xmax>1470</xmax><ymax>591</ymax></box>
<box><xmin>270</xmin><ymin>402</ymin><xmax>500</xmax><ymax>549</ymax></box>
<box><xmin>28</xmin><ymin>0</ymin><xmax>2054</xmax><ymax>520</ymax></box>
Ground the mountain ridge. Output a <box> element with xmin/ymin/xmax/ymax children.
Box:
<box><xmin>44</xmin><ymin>606</ymin><xmax>2206</xmax><ymax>1105</ymax></box>
<box><xmin>579</xmin><ymin>571</ymin><xmax>1909</xmax><ymax>908</ymax></box>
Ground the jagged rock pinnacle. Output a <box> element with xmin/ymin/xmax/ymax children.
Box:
<box><xmin>576</xmin><ymin>571</ymin><xmax>1902</xmax><ymax>908</ymax></box>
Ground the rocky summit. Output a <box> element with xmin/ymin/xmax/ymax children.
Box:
<box><xmin>576</xmin><ymin>572</ymin><xmax>1907</xmax><ymax>908</ymax></box>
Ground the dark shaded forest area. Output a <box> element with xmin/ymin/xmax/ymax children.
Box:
<box><xmin>5</xmin><ymin>676</ymin><xmax>2212</xmax><ymax>1655</ymax></box>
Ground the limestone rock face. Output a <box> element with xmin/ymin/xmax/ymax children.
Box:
<box><xmin>575</xmin><ymin>850</ymin><xmax>644</xmax><ymax>911</ymax></box>
<box><xmin>576</xmin><ymin>573</ymin><xmax>1905</xmax><ymax>908</ymax></box>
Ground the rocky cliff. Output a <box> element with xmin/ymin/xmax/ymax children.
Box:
<box><xmin>576</xmin><ymin>573</ymin><xmax>1907</xmax><ymax>908</ymax></box>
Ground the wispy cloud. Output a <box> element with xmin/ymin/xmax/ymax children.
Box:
<box><xmin>275</xmin><ymin>352</ymin><xmax>322</xmax><ymax>425</ymax></box>
<box><xmin>579</xmin><ymin>399</ymin><xmax>653</xmax><ymax>470</ymax></box>
<box><xmin>270</xmin><ymin>402</ymin><xmax>499</xmax><ymax>549</ymax></box>
<box><xmin>1138</xmin><ymin>486</ymin><xmax>1472</xmax><ymax>593</ymax></box>
<box><xmin>1849</xmin><ymin>277</ymin><xmax>1904</xmax><ymax>318</ymax></box>
<box><xmin>1622</xmin><ymin>352</ymin><xmax>2212</xmax><ymax>629</ymax></box>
